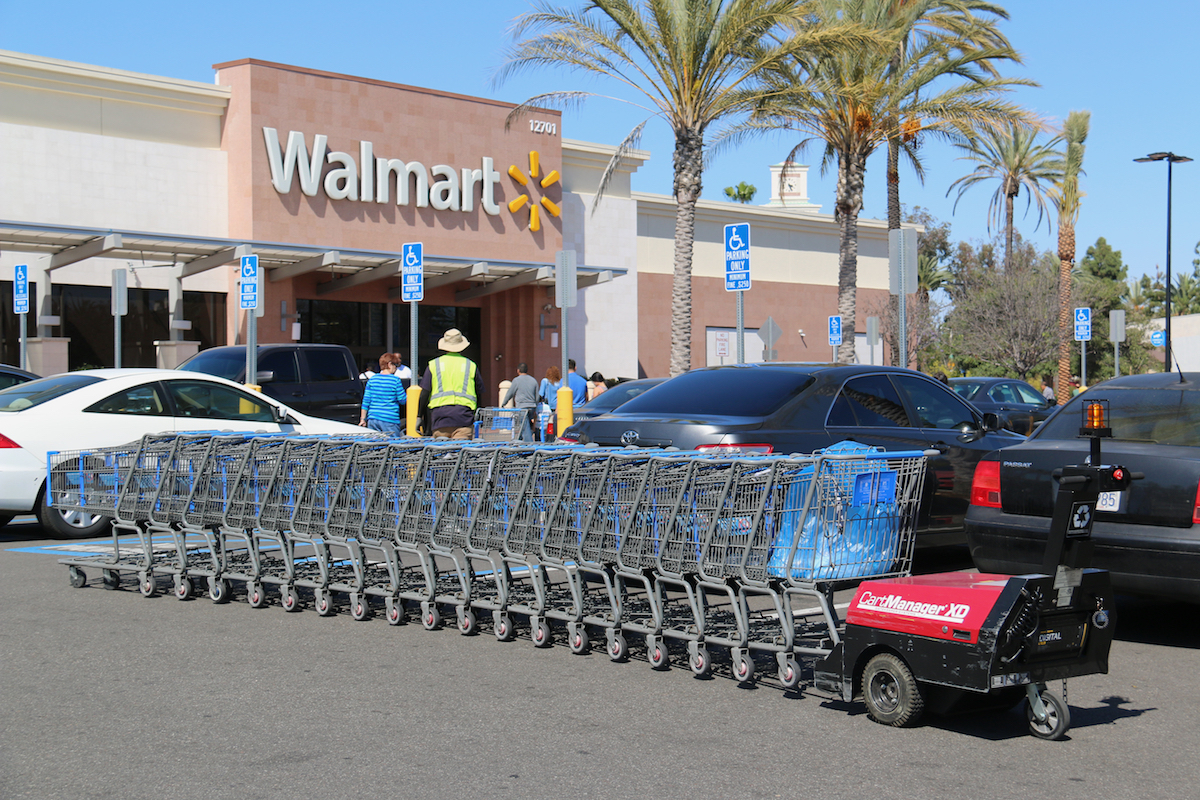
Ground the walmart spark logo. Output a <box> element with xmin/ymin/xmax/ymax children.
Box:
<box><xmin>507</xmin><ymin>151</ymin><xmax>560</xmax><ymax>233</ymax></box>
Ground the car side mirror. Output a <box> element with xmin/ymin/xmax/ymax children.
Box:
<box><xmin>255</xmin><ymin>370</ymin><xmax>275</xmax><ymax>384</ymax></box>
<box><xmin>981</xmin><ymin>412</ymin><xmax>1002</xmax><ymax>432</ymax></box>
<box><xmin>270</xmin><ymin>405</ymin><xmax>295</xmax><ymax>425</ymax></box>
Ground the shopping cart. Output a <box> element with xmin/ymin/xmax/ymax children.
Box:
<box><xmin>474</xmin><ymin>407</ymin><xmax>531</xmax><ymax>441</ymax></box>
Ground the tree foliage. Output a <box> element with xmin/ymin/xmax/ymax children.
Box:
<box><xmin>724</xmin><ymin>181</ymin><xmax>758</xmax><ymax>202</ymax></box>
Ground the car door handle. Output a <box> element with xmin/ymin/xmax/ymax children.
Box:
<box><xmin>929</xmin><ymin>442</ymin><xmax>950</xmax><ymax>454</ymax></box>
<box><xmin>291</xmin><ymin>392</ymin><xmax>305</xmax><ymax>397</ymax></box>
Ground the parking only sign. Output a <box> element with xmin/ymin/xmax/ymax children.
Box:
<box><xmin>13</xmin><ymin>263</ymin><xmax>28</xmax><ymax>314</ymax></box>
<box><xmin>239</xmin><ymin>255</ymin><xmax>259</xmax><ymax>311</ymax></box>
<box><xmin>1074</xmin><ymin>307</ymin><xmax>1091</xmax><ymax>342</ymax></box>
<box><xmin>724</xmin><ymin>223</ymin><xmax>750</xmax><ymax>292</ymax></box>
<box><xmin>401</xmin><ymin>242</ymin><xmax>424</xmax><ymax>302</ymax></box>
<box><xmin>828</xmin><ymin>315</ymin><xmax>843</xmax><ymax>346</ymax></box>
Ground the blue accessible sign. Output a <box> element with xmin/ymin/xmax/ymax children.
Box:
<box><xmin>401</xmin><ymin>242</ymin><xmax>424</xmax><ymax>302</ymax></box>
<box><xmin>239</xmin><ymin>255</ymin><xmax>259</xmax><ymax>310</ymax></box>
<box><xmin>828</xmin><ymin>315</ymin><xmax>843</xmax><ymax>347</ymax></box>
<box><xmin>1074</xmin><ymin>307</ymin><xmax>1091</xmax><ymax>342</ymax></box>
<box><xmin>724</xmin><ymin>223</ymin><xmax>750</xmax><ymax>292</ymax></box>
<box><xmin>13</xmin><ymin>263</ymin><xmax>28</xmax><ymax>314</ymax></box>
<box><xmin>1151</xmin><ymin>330</ymin><xmax>1166</xmax><ymax>347</ymax></box>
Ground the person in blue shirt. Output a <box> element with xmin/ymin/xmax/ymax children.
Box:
<box><xmin>567</xmin><ymin>359</ymin><xmax>588</xmax><ymax>406</ymax></box>
<box><xmin>359</xmin><ymin>353</ymin><xmax>406</xmax><ymax>435</ymax></box>
<box><xmin>540</xmin><ymin>365</ymin><xmax>561</xmax><ymax>411</ymax></box>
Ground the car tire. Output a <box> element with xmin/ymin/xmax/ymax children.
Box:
<box><xmin>36</xmin><ymin>488</ymin><xmax>112</xmax><ymax>539</ymax></box>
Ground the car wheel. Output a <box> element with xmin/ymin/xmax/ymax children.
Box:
<box><xmin>36</xmin><ymin>487</ymin><xmax>112</xmax><ymax>539</ymax></box>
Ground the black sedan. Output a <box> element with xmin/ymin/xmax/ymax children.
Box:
<box><xmin>950</xmin><ymin>377</ymin><xmax>1056</xmax><ymax>435</ymax></box>
<box><xmin>559</xmin><ymin>363</ymin><xmax>1024</xmax><ymax>545</ymax></box>
<box><xmin>965</xmin><ymin>372</ymin><xmax>1200</xmax><ymax>602</ymax></box>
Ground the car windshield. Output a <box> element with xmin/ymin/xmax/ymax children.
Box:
<box><xmin>582</xmin><ymin>381</ymin><xmax>661</xmax><ymax>412</ymax></box>
<box><xmin>617</xmin><ymin>369</ymin><xmax>814</xmax><ymax>417</ymax></box>
<box><xmin>0</xmin><ymin>374</ymin><xmax>104</xmax><ymax>411</ymax></box>
<box><xmin>179</xmin><ymin>349</ymin><xmax>244</xmax><ymax>381</ymax></box>
<box><xmin>1035</xmin><ymin>387</ymin><xmax>1200</xmax><ymax>446</ymax></box>
<box><xmin>951</xmin><ymin>380</ymin><xmax>984</xmax><ymax>399</ymax></box>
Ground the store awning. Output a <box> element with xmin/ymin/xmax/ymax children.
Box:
<box><xmin>0</xmin><ymin>220</ymin><xmax>620</xmax><ymax>300</ymax></box>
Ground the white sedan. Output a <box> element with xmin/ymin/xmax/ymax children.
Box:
<box><xmin>0</xmin><ymin>368</ymin><xmax>362</xmax><ymax>538</ymax></box>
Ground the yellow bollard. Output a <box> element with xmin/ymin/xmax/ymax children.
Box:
<box><xmin>406</xmin><ymin>385</ymin><xmax>423</xmax><ymax>437</ymax></box>
<box><xmin>241</xmin><ymin>384</ymin><xmax>262</xmax><ymax>415</ymax></box>
<box><xmin>555</xmin><ymin>386</ymin><xmax>574</xmax><ymax>439</ymax></box>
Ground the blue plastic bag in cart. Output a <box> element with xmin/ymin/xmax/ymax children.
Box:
<box><xmin>767</xmin><ymin>441</ymin><xmax>901</xmax><ymax>581</ymax></box>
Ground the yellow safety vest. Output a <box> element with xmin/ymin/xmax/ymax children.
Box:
<box><xmin>429</xmin><ymin>354</ymin><xmax>478</xmax><ymax>410</ymax></box>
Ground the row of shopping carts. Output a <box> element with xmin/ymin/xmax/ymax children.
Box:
<box><xmin>52</xmin><ymin>432</ymin><xmax>927</xmax><ymax>686</ymax></box>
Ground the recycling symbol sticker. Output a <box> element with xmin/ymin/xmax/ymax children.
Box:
<box><xmin>1068</xmin><ymin>502</ymin><xmax>1093</xmax><ymax>536</ymax></box>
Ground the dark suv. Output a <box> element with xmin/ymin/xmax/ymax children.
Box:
<box><xmin>179</xmin><ymin>344</ymin><xmax>363</xmax><ymax>424</ymax></box>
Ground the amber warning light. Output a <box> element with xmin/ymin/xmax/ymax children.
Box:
<box><xmin>1080</xmin><ymin>399</ymin><xmax>1111</xmax><ymax>438</ymax></box>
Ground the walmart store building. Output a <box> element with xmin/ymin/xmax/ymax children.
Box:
<box><xmin>0</xmin><ymin>50</ymin><xmax>897</xmax><ymax>400</ymax></box>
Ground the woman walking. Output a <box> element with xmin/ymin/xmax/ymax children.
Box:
<box><xmin>359</xmin><ymin>353</ymin><xmax>406</xmax><ymax>435</ymax></box>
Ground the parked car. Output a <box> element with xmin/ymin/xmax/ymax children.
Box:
<box><xmin>571</xmin><ymin>377</ymin><xmax>667</xmax><ymax>423</ymax></box>
<box><xmin>949</xmin><ymin>376</ymin><xmax>1056</xmax><ymax>435</ymax></box>
<box><xmin>0</xmin><ymin>368</ymin><xmax>361</xmax><ymax>537</ymax></box>
<box><xmin>179</xmin><ymin>344</ymin><xmax>363</xmax><ymax>424</ymax></box>
<box><xmin>965</xmin><ymin>372</ymin><xmax>1200</xmax><ymax>603</ymax></box>
<box><xmin>559</xmin><ymin>363</ymin><xmax>1024</xmax><ymax>545</ymax></box>
<box><xmin>0</xmin><ymin>364</ymin><xmax>40</xmax><ymax>390</ymax></box>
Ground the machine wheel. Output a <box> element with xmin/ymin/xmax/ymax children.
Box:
<box><xmin>648</xmin><ymin>639</ymin><xmax>669</xmax><ymax>670</ymax></box>
<box><xmin>386</xmin><ymin>599</ymin><xmax>406</xmax><ymax>626</ymax></box>
<box><xmin>208</xmin><ymin>577</ymin><xmax>231</xmax><ymax>603</ymax></box>
<box><xmin>102</xmin><ymin>569</ymin><xmax>120</xmax><ymax>591</ymax></box>
<box><xmin>247</xmin><ymin>583</ymin><xmax>269</xmax><ymax>608</ymax></box>
<box><xmin>352</xmin><ymin>596</ymin><xmax>372</xmax><ymax>622</ymax></box>
<box><xmin>690</xmin><ymin>645</ymin><xmax>711</xmax><ymax>678</ymax></box>
<box><xmin>863</xmin><ymin>652</ymin><xmax>925</xmax><ymax>727</ymax></box>
<box><xmin>608</xmin><ymin>632</ymin><xmax>629</xmax><ymax>662</ymax></box>
<box><xmin>458</xmin><ymin>608</ymin><xmax>477</xmax><ymax>635</ymax></box>
<box><xmin>174</xmin><ymin>575</ymin><xmax>194</xmax><ymax>601</ymax></box>
<box><xmin>68</xmin><ymin>566</ymin><xmax>87</xmax><ymax>589</ymax></box>
<box><xmin>568</xmin><ymin>626</ymin><xmax>589</xmax><ymax>655</ymax></box>
<box><xmin>779</xmin><ymin>657</ymin><xmax>801</xmax><ymax>691</ymax></box>
<box><xmin>532</xmin><ymin>619</ymin><xmax>552</xmax><ymax>648</ymax></box>
<box><xmin>315</xmin><ymin>590</ymin><xmax>335</xmax><ymax>617</ymax></box>
<box><xmin>734</xmin><ymin>652</ymin><xmax>755</xmax><ymax>686</ymax></box>
<box><xmin>495</xmin><ymin>613</ymin><xmax>515</xmax><ymax>642</ymax></box>
<box><xmin>422</xmin><ymin>605</ymin><xmax>441</xmax><ymax>630</ymax></box>
<box><xmin>1027</xmin><ymin>690</ymin><xmax>1071</xmax><ymax>741</ymax></box>
<box><xmin>282</xmin><ymin>587</ymin><xmax>301</xmax><ymax>612</ymax></box>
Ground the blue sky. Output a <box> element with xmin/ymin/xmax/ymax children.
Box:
<box><xmin>5</xmin><ymin>0</ymin><xmax>1197</xmax><ymax>284</ymax></box>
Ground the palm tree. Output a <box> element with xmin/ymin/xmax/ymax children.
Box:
<box><xmin>497</xmin><ymin>0</ymin><xmax>866</xmax><ymax>376</ymax></box>
<box><xmin>740</xmin><ymin>0</ymin><xmax>1029</xmax><ymax>363</ymax></box>
<box><xmin>947</xmin><ymin>122</ymin><xmax>1061</xmax><ymax>270</ymax></box>
<box><xmin>724</xmin><ymin>181</ymin><xmax>758</xmax><ymax>203</ymax></box>
<box><xmin>1053</xmin><ymin>110</ymin><xmax>1090</xmax><ymax>404</ymax></box>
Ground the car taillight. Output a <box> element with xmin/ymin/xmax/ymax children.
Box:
<box><xmin>1193</xmin><ymin>480</ymin><xmax>1200</xmax><ymax>525</ymax></box>
<box><xmin>970</xmin><ymin>460</ymin><xmax>1002</xmax><ymax>508</ymax></box>
<box><xmin>0</xmin><ymin>433</ymin><xmax>20</xmax><ymax>449</ymax></box>
<box><xmin>557</xmin><ymin>433</ymin><xmax>580</xmax><ymax>444</ymax></box>
<box><xmin>695</xmin><ymin>443</ymin><xmax>774</xmax><ymax>455</ymax></box>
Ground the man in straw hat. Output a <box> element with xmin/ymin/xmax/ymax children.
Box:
<box><xmin>419</xmin><ymin>328</ymin><xmax>483</xmax><ymax>439</ymax></box>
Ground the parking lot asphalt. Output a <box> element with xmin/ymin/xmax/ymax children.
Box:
<box><xmin>3</xmin><ymin>518</ymin><xmax>1199</xmax><ymax>800</ymax></box>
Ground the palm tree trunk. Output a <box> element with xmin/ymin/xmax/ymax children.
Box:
<box><xmin>836</xmin><ymin>153</ymin><xmax>866</xmax><ymax>364</ymax></box>
<box><xmin>669</xmin><ymin>128</ymin><xmax>703</xmax><ymax>377</ymax></box>
<box><xmin>1004</xmin><ymin>189</ymin><xmax>1015</xmax><ymax>271</ymax></box>
<box><xmin>1056</xmin><ymin>224</ymin><xmax>1075</xmax><ymax>405</ymax></box>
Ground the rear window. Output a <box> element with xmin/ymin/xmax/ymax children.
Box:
<box><xmin>1035</xmin><ymin>387</ymin><xmax>1200</xmax><ymax>446</ymax></box>
<box><xmin>583</xmin><ymin>380</ymin><xmax>663</xmax><ymax>412</ymax></box>
<box><xmin>180</xmin><ymin>349</ymin><xmax>244</xmax><ymax>381</ymax></box>
<box><xmin>0</xmin><ymin>374</ymin><xmax>104</xmax><ymax>411</ymax></box>
<box><xmin>952</xmin><ymin>380</ymin><xmax>984</xmax><ymax>399</ymax></box>
<box><xmin>617</xmin><ymin>369</ymin><xmax>814</xmax><ymax>417</ymax></box>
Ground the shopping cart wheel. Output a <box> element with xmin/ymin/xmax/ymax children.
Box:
<box><xmin>647</xmin><ymin>637</ymin><xmax>669</xmax><ymax>670</ymax></box>
<box><xmin>102</xmin><ymin>570</ymin><xmax>121</xmax><ymax>591</ymax></box>
<box><xmin>315</xmin><ymin>590</ymin><xmax>335</xmax><ymax>617</ymax></box>
<box><xmin>457</xmin><ymin>608</ymin><xmax>478</xmax><ymax>635</ymax></box>
<box><xmin>386</xmin><ymin>598</ymin><xmax>406</xmax><ymax>626</ymax></box>
<box><xmin>690</xmin><ymin>645</ymin><xmax>711</xmax><ymax>678</ymax></box>
<box><xmin>174</xmin><ymin>575</ymin><xmax>194</xmax><ymax>601</ymax></box>
<box><xmin>247</xmin><ymin>583</ymin><xmax>269</xmax><ymax>609</ymax></box>
<box><xmin>351</xmin><ymin>595</ymin><xmax>372</xmax><ymax>622</ymax></box>
<box><xmin>68</xmin><ymin>566</ymin><xmax>87</xmax><ymax>589</ymax></box>
<box><xmin>1026</xmin><ymin>690</ymin><xmax>1071</xmax><ymax>741</ymax></box>
<box><xmin>208</xmin><ymin>577</ymin><xmax>231</xmax><ymax>604</ymax></box>
<box><xmin>532</xmin><ymin>619</ymin><xmax>553</xmax><ymax>648</ymax></box>
<box><xmin>421</xmin><ymin>603</ymin><xmax>441</xmax><ymax>630</ymax></box>
<box><xmin>733</xmin><ymin>650</ymin><xmax>755</xmax><ymax>686</ymax></box>
<box><xmin>779</xmin><ymin>657</ymin><xmax>801</xmax><ymax>691</ymax></box>
<box><xmin>138</xmin><ymin>573</ymin><xmax>158</xmax><ymax>598</ymax></box>
<box><xmin>568</xmin><ymin>624</ymin><xmax>589</xmax><ymax>655</ymax></box>
<box><xmin>608</xmin><ymin>631</ymin><xmax>629</xmax><ymax>662</ymax></box>
<box><xmin>494</xmin><ymin>613</ymin><xmax>515</xmax><ymax>642</ymax></box>
<box><xmin>863</xmin><ymin>652</ymin><xmax>925</xmax><ymax>727</ymax></box>
<box><xmin>282</xmin><ymin>587</ymin><xmax>301</xmax><ymax>613</ymax></box>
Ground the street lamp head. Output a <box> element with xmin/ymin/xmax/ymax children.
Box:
<box><xmin>1135</xmin><ymin>152</ymin><xmax>1192</xmax><ymax>163</ymax></box>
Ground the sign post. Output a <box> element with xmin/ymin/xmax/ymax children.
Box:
<box><xmin>724</xmin><ymin>223</ymin><xmax>750</xmax><ymax>363</ymax></box>
<box><xmin>14</xmin><ymin>264</ymin><xmax>29</xmax><ymax>371</ymax></box>
<box><xmin>1074</xmin><ymin>307</ymin><xmax>1091</xmax><ymax>388</ymax></box>
<box><xmin>555</xmin><ymin>250</ymin><xmax>578</xmax><ymax>434</ymax></box>
<box><xmin>1110</xmin><ymin>309</ymin><xmax>1125</xmax><ymax>377</ymax></box>
<box><xmin>112</xmin><ymin>268</ymin><xmax>128</xmax><ymax>368</ymax></box>
<box><xmin>240</xmin><ymin>255</ymin><xmax>261</xmax><ymax>386</ymax></box>
<box><xmin>757</xmin><ymin>316</ymin><xmax>782</xmax><ymax>362</ymax></box>
<box><xmin>402</xmin><ymin>241</ymin><xmax>424</xmax><ymax>389</ymax></box>
<box><xmin>889</xmin><ymin>229</ymin><xmax>918</xmax><ymax>368</ymax></box>
<box><xmin>866</xmin><ymin>316</ymin><xmax>880</xmax><ymax>365</ymax></box>
<box><xmin>828</xmin><ymin>315</ymin><xmax>843</xmax><ymax>362</ymax></box>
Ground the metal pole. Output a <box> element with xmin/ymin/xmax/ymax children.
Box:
<box><xmin>736</xmin><ymin>292</ymin><xmax>745</xmax><ymax>363</ymax></box>
<box><xmin>561</xmin><ymin>304</ymin><xmax>569</xmax><ymax>397</ymax></box>
<box><xmin>1081</xmin><ymin>340</ymin><xmax>1087</xmax><ymax>389</ymax></box>
<box><xmin>114</xmin><ymin>312</ymin><xmax>121</xmax><ymax>369</ymax></box>
<box><xmin>898</xmin><ymin>246</ymin><xmax>908</xmax><ymax>369</ymax></box>
<box><xmin>1165</xmin><ymin>158</ymin><xmax>1174</xmax><ymax>370</ymax></box>
<box><xmin>1114</xmin><ymin>340</ymin><xmax>1120</xmax><ymax>378</ymax></box>
<box><xmin>19</xmin><ymin>312</ymin><xmax>27</xmax><ymax>371</ymax></box>
<box><xmin>409</xmin><ymin>300</ymin><xmax>418</xmax><ymax>388</ymax></box>
<box><xmin>246</xmin><ymin>308</ymin><xmax>257</xmax><ymax>383</ymax></box>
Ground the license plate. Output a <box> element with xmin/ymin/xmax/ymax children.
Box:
<box><xmin>1097</xmin><ymin>490</ymin><xmax>1123</xmax><ymax>513</ymax></box>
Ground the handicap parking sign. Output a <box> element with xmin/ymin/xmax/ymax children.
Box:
<box><xmin>401</xmin><ymin>242</ymin><xmax>424</xmax><ymax>302</ymax></box>
<box><xmin>1074</xmin><ymin>307</ymin><xmax>1091</xmax><ymax>342</ymax></box>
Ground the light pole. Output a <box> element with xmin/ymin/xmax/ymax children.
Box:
<box><xmin>1134</xmin><ymin>151</ymin><xmax>1192</xmax><ymax>370</ymax></box>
